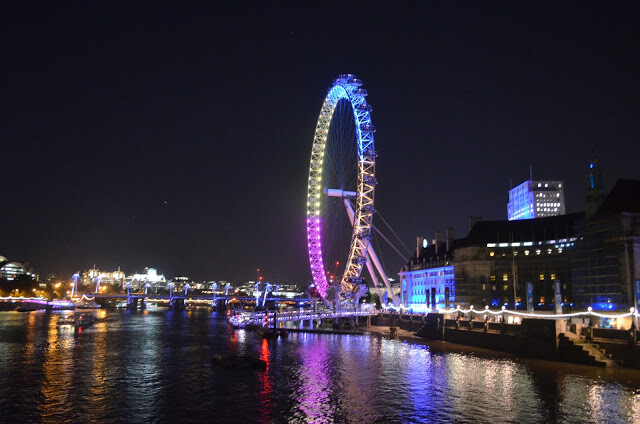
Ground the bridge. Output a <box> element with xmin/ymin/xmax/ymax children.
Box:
<box><xmin>229</xmin><ymin>304</ymin><xmax>377</xmax><ymax>328</ymax></box>
<box><xmin>84</xmin><ymin>293</ymin><xmax>378</xmax><ymax>326</ymax></box>
<box><xmin>82</xmin><ymin>292</ymin><xmax>314</xmax><ymax>310</ymax></box>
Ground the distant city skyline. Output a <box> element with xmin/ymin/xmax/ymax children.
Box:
<box><xmin>2</xmin><ymin>2</ymin><xmax>639</xmax><ymax>283</ymax></box>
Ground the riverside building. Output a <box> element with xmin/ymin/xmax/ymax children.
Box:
<box><xmin>507</xmin><ymin>180</ymin><xmax>565</xmax><ymax>221</ymax></box>
<box><xmin>126</xmin><ymin>267</ymin><xmax>166</xmax><ymax>290</ymax></box>
<box><xmin>401</xmin><ymin>162</ymin><xmax>640</xmax><ymax>313</ymax></box>
<box><xmin>569</xmin><ymin>179</ymin><xmax>640</xmax><ymax>311</ymax></box>
<box><xmin>82</xmin><ymin>266</ymin><xmax>125</xmax><ymax>287</ymax></box>
<box><xmin>400</xmin><ymin>215</ymin><xmax>578</xmax><ymax>312</ymax></box>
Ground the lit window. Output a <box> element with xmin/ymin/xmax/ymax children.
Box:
<box><xmin>503</xmin><ymin>273</ymin><xmax>508</xmax><ymax>281</ymax></box>
<box><xmin>503</xmin><ymin>284</ymin><xmax>509</xmax><ymax>291</ymax></box>
<box><xmin>539</xmin><ymin>274</ymin><xmax>545</xmax><ymax>280</ymax></box>
<box><xmin>490</xmin><ymin>275</ymin><xmax>496</xmax><ymax>281</ymax></box>
<box><xmin>550</xmin><ymin>273</ymin><xmax>556</xmax><ymax>280</ymax></box>
<box><xmin>482</xmin><ymin>284</ymin><xmax>486</xmax><ymax>291</ymax></box>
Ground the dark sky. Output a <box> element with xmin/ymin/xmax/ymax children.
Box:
<box><xmin>2</xmin><ymin>2</ymin><xmax>639</xmax><ymax>283</ymax></box>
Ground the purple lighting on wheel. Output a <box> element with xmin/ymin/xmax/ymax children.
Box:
<box><xmin>307</xmin><ymin>216</ymin><xmax>328</xmax><ymax>298</ymax></box>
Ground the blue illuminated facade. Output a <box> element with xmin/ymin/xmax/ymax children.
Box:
<box><xmin>400</xmin><ymin>265</ymin><xmax>455</xmax><ymax>311</ymax></box>
<box><xmin>507</xmin><ymin>180</ymin><xmax>565</xmax><ymax>221</ymax></box>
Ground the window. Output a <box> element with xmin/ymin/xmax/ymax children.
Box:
<box><xmin>503</xmin><ymin>273</ymin><xmax>509</xmax><ymax>281</ymax></box>
<box><xmin>482</xmin><ymin>284</ymin><xmax>486</xmax><ymax>291</ymax></box>
<box><xmin>550</xmin><ymin>273</ymin><xmax>556</xmax><ymax>281</ymax></box>
<box><xmin>490</xmin><ymin>275</ymin><xmax>496</xmax><ymax>281</ymax></box>
<box><xmin>539</xmin><ymin>274</ymin><xmax>545</xmax><ymax>280</ymax></box>
<box><xmin>503</xmin><ymin>284</ymin><xmax>509</xmax><ymax>291</ymax></box>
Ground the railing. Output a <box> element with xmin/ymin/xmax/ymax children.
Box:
<box><xmin>229</xmin><ymin>307</ymin><xmax>376</xmax><ymax>328</ymax></box>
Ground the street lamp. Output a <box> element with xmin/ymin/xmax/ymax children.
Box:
<box><xmin>70</xmin><ymin>272</ymin><xmax>80</xmax><ymax>297</ymax></box>
<box><xmin>254</xmin><ymin>281</ymin><xmax>261</xmax><ymax>304</ymax></box>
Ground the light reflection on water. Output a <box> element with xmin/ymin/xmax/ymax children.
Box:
<box><xmin>1</xmin><ymin>310</ymin><xmax>640</xmax><ymax>423</ymax></box>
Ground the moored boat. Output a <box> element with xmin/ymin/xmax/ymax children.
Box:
<box><xmin>76</xmin><ymin>300</ymin><xmax>101</xmax><ymax>309</ymax></box>
<box><xmin>57</xmin><ymin>313</ymin><xmax>94</xmax><ymax>328</ymax></box>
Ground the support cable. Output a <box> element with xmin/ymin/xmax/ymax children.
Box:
<box><xmin>374</xmin><ymin>210</ymin><xmax>412</xmax><ymax>257</ymax></box>
<box><xmin>372</xmin><ymin>224</ymin><xmax>410</xmax><ymax>261</ymax></box>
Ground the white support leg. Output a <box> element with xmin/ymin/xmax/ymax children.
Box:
<box><xmin>330</xmin><ymin>190</ymin><xmax>401</xmax><ymax>306</ymax></box>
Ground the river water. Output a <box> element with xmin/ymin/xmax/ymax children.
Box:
<box><xmin>1</xmin><ymin>309</ymin><xmax>639</xmax><ymax>423</ymax></box>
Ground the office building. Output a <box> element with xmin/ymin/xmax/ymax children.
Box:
<box><xmin>508</xmin><ymin>180</ymin><xmax>565</xmax><ymax>220</ymax></box>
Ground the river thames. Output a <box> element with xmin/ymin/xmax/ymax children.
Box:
<box><xmin>1</xmin><ymin>309</ymin><xmax>639</xmax><ymax>423</ymax></box>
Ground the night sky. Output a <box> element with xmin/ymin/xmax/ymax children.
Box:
<box><xmin>2</xmin><ymin>2</ymin><xmax>639</xmax><ymax>283</ymax></box>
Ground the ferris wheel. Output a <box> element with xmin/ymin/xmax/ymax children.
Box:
<box><xmin>307</xmin><ymin>74</ymin><xmax>395</xmax><ymax>301</ymax></box>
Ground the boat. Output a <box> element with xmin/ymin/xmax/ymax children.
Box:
<box><xmin>76</xmin><ymin>300</ymin><xmax>101</xmax><ymax>309</ymax></box>
<box><xmin>143</xmin><ymin>302</ymin><xmax>161</xmax><ymax>311</ymax></box>
<box><xmin>15</xmin><ymin>303</ymin><xmax>45</xmax><ymax>312</ymax></box>
<box><xmin>48</xmin><ymin>300</ymin><xmax>77</xmax><ymax>311</ymax></box>
<box><xmin>57</xmin><ymin>313</ymin><xmax>94</xmax><ymax>328</ymax></box>
<box><xmin>115</xmin><ymin>301</ymin><xmax>128</xmax><ymax>309</ymax></box>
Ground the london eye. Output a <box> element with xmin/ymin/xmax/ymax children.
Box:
<box><xmin>306</xmin><ymin>74</ymin><xmax>376</xmax><ymax>300</ymax></box>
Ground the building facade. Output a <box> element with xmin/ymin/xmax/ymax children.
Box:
<box><xmin>508</xmin><ymin>180</ymin><xmax>566</xmax><ymax>221</ymax></box>
<box><xmin>126</xmin><ymin>267</ymin><xmax>166</xmax><ymax>290</ymax></box>
<box><xmin>81</xmin><ymin>266</ymin><xmax>126</xmax><ymax>287</ymax></box>
<box><xmin>400</xmin><ymin>215</ymin><xmax>578</xmax><ymax>311</ymax></box>
<box><xmin>570</xmin><ymin>180</ymin><xmax>640</xmax><ymax>311</ymax></box>
<box><xmin>400</xmin><ymin>179</ymin><xmax>640</xmax><ymax>313</ymax></box>
<box><xmin>0</xmin><ymin>256</ymin><xmax>36</xmax><ymax>281</ymax></box>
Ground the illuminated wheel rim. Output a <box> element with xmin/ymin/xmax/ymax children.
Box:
<box><xmin>306</xmin><ymin>74</ymin><xmax>376</xmax><ymax>299</ymax></box>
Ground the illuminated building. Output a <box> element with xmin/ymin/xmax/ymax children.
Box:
<box><xmin>399</xmin><ymin>229</ymin><xmax>456</xmax><ymax>311</ymax></box>
<box><xmin>126</xmin><ymin>267</ymin><xmax>166</xmax><ymax>290</ymax></box>
<box><xmin>400</xmin><ymin>219</ymin><xmax>577</xmax><ymax>311</ymax></box>
<box><xmin>401</xmin><ymin>173</ymin><xmax>640</xmax><ymax>312</ymax></box>
<box><xmin>169</xmin><ymin>276</ymin><xmax>190</xmax><ymax>290</ymax></box>
<box><xmin>0</xmin><ymin>256</ymin><xmax>37</xmax><ymax>281</ymax></box>
<box><xmin>507</xmin><ymin>180</ymin><xmax>565</xmax><ymax>221</ymax></box>
<box><xmin>82</xmin><ymin>266</ymin><xmax>125</xmax><ymax>286</ymax></box>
